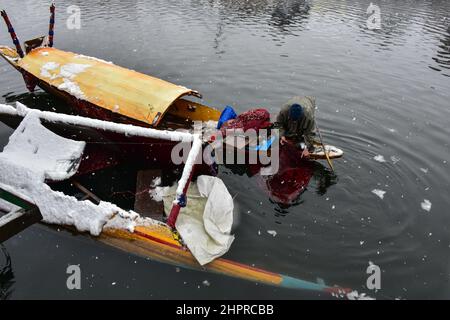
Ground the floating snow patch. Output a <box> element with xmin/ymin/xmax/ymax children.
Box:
<box><xmin>346</xmin><ymin>290</ymin><xmax>375</xmax><ymax>300</ymax></box>
<box><xmin>391</xmin><ymin>156</ymin><xmax>400</xmax><ymax>164</ymax></box>
<box><xmin>421</xmin><ymin>199</ymin><xmax>432</xmax><ymax>212</ymax></box>
<box><xmin>267</xmin><ymin>230</ymin><xmax>277</xmax><ymax>237</ymax></box>
<box><xmin>420</xmin><ymin>168</ymin><xmax>429</xmax><ymax>174</ymax></box>
<box><xmin>202</xmin><ymin>280</ymin><xmax>210</xmax><ymax>287</ymax></box>
<box><xmin>373</xmin><ymin>155</ymin><xmax>386</xmax><ymax>163</ymax></box>
<box><xmin>372</xmin><ymin>189</ymin><xmax>386</xmax><ymax>199</ymax></box>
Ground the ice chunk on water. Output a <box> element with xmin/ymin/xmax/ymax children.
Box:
<box><xmin>421</xmin><ymin>199</ymin><xmax>432</xmax><ymax>212</ymax></box>
<box><xmin>391</xmin><ymin>156</ymin><xmax>400</xmax><ymax>164</ymax></box>
<box><xmin>347</xmin><ymin>290</ymin><xmax>375</xmax><ymax>300</ymax></box>
<box><xmin>373</xmin><ymin>155</ymin><xmax>386</xmax><ymax>163</ymax></box>
<box><xmin>372</xmin><ymin>189</ymin><xmax>386</xmax><ymax>199</ymax></box>
<box><xmin>267</xmin><ymin>230</ymin><xmax>277</xmax><ymax>237</ymax></box>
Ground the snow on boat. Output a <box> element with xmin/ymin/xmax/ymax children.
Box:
<box><xmin>0</xmin><ymin>102</ymin><xmax>353</xmax><ymax>295</ymax></box>
<box><xmin>0</xmin><ymin>6</ymin><xmax>342</xmax><ymax>163</ymax></box>
<box><xmin>0</xmin><ymin>5</ymin><xmax>352</xmax><ymax>295</ymax></box>
<box><xmin>0</xmin><ymin>38</ymin><xmax>221</xmax><ymax>129</ymax></box>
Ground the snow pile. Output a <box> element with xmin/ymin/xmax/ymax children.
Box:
<box><xmin>103</xmin><ymin>210</ymin><xmax>159</xmax><ymax>232</ymax></box>
<box><xmin>59</xmin><ymin>63</ymin><xmax>91</xmax><ymax>79</ymax></box>
<box><xmin>1</xmin><ymin>111</ymin><xmax>85</xmax><ymax>181</ymax></box>
<box><xmin>0</xmin><ymin>111</ymin><xmax>151</xmax><ymax>235</ymax></box>
<box><xmin>58</xmin><ymin>79</ymin><xmax>86</xmax><ymax>100</ymax></box>
<box><xmin>39</xmin><ymin>61</ymin><xmax>91</xmax><ymax>100</ymax></box>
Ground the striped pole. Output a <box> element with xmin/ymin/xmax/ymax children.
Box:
<box><xmin>167</xmin><ymin>165</ymin><xmax>196</xmax><ymax>229</ymax></box>
<box><xmin>48</xmin><ymin>3</ymin><xmax>55</xmax><ymax>47</ymax></box>
<box><xmin>0</xmin><ymin>10</ymin><xmax>24</xmax><ymax>58</ymax></box>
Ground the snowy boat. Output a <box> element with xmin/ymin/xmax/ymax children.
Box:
<box><xmin>0</xmin><ymin>7</ymin><xmax>342</xmax><ymax>162</ymax></box>
<box><xmin>0</xmin><ymin>5</ymin><xmax>353</xmax><ymax>296</ymax></box>
<box><xmin>0</xmin><ymin>36</ymin><xmax>220</xmax><ymax>130</ymax></box>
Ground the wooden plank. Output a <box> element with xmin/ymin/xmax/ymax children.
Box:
<box><xmin>0</xmin><ymin>207</ymin><xmax>42</xmax><ymax>243</ymax></box>
<box><xmin>72</xmin><ymin>180</ymin><xmax>101</xmax><ymax>204</ymax></box>
<box><xmin>0</xmin><ymin>187</ymin><xmax>42</xmax><ymax>243</ymax></box>
<box><xmin>0</xmin><ymin>188</ymin><xmax>34</xmax><ymax>210</ymax></box>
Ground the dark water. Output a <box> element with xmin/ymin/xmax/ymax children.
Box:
<box><xmin>1</xmin><ymin>0</ymin><xmax>450</xmax><ymax>299</ymax></box>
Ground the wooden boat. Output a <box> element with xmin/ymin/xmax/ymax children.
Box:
<box><xmin>0</xmin><ymin>44</ymin><xmax>221</xmax><ymax>128</ymax></box>
<box><xmin>0</xmin><ymin>38</ymin><xmax>342</xmax><ymax>161</ymax></box>
<box><xmin>0</xmin><ymin>103</ymin><xmax>352</xmax><ymax>296</ymax></box>
<box><xmin>0</xmin><ymin>6</ymin><xmax>349</xmax><ymax>295</ymax></box>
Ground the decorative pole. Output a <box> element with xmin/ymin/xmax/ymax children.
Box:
<box><xmin>48</xmin><ymin>3</ymin><xmax>55</xmax><ymax>47</ymax></box>
<box><xmin>167</xmin><ymin>166</ymin><xmax>196</xmax><ymax>229</ymax></box>
<box><xmin>0</xmin><ymin>10</ymin><xmax>24</xmax><ymax>58</ymax></box>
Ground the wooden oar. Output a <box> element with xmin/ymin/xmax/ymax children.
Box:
<box><xmin>315</xmin><ymin>123</ymin><xmax>335</xmax><ymax>174</ymax></box>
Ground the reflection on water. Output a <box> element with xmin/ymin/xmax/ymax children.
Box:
<box><xmin>224</xmin><ymin>155</ymin><xmax>335</xmax><ymax>207</ymax></box>
<box><xmin>311</xmin><ymin>161</ymin><xmax>336</xmax><ymax>196</ymax></box>
<box><xmin>269</xmin><ymin>0</ymin><xmax>311</xmax><ymax>31</ymax></box>
<box><xmin>0</xmin><ymin>245</ymin><xmax>14</xmax><ymax>300</ymax></box>
<box><xmin>432</xmin><ymin>27</ymin><xmax>450</xmax><ymax>75</ymax></box>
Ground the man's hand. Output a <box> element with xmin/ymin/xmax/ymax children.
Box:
<box><xmin>301</xmin><ymin>148</ymin><xmax>310</xmax><ymax>159</ymax></box>
<box><xmin>280</xmin><ymin>136</ymin><xmax>288</xmax><ymax>146</ymax></box>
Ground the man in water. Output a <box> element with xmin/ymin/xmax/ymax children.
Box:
<box><xmin>275</xmin><ymin>96</ymin><xmax>317</xmax><ymax>158</ymax></box>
